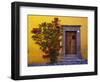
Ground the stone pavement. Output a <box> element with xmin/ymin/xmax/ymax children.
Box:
<box><xmin>28</xmin><ymin>55</ymin><xmax>87</xmax><ymax>66</ymax></box>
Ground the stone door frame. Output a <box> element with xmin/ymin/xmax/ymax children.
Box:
<box><xmin>62</xmin><ymin>25</ymin><xmax>81</xmax><ymax>58</ymax></box>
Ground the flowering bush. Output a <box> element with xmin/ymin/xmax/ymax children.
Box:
<box><xmin>31</xmin><ymin>18</ymin><xmax>62</xmax><ymax>64</ymax></box>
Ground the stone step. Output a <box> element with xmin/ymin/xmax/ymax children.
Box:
<box><xmin>61</xmin><ymin>57</ymin><xmax>79</xmax><ymax>59</ymax></box>
<box><xmin>61</xmin><ymin>62</ymin><xmax>87</xmax><ymax>64</ymax></box>
<box><xmin>58</xmin><ymin>55</ymin><xmax>87</xmax><ymax>65</ymax></box>
<box><xmin>60</xmin><ymin>59</ymin><xmax>85</xmax><ymax>62</ymax></box>
<box><xmin>61</xmin><ymin>55</ymin><xmax>78</xmax><ymax>59</ymax></box>
<box><xmin>58</xmin><ymin>61</ymin><xmax>87</xmax><ymax>65</ymax></box>
<box><xmin>61</xmin><ymin>57</ymin><xmax>78</xmax><ymax>59</ymax></box>
<box><xmin>63</xmin><ymin>55</ymin><xmax>77</xmax><ymax>57</ymax></box>
<box><xmin>61</xmin><ymin>57</ymin><xmax>79</xmax><ymax>60</ymax></box>
<box><xmin>60</xmin><ymin>60</ymin><xmax>86</xmax><ymax>63</ymax></box>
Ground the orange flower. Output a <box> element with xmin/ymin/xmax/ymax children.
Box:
<box><xmin>54</xmin><ymin>18</ymin><xmax>59</xmax><ymax>22</ymax></box>
<box><xmin>31</xmin><ymin>28</ymin><xmax>41</xmax><ymax>34</ymax></box>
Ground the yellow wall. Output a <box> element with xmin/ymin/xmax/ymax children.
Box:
<box><xmin>28</xmin><ymin>15</ymin><xmax>88</xmax><ymax>64</ymax></box>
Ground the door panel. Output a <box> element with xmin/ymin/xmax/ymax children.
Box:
<box><xmin>65</xmin><ymin>31</ymin><xmax>77</xmax><ymax>54</ymax></box>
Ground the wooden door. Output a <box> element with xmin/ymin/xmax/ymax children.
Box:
<box><xmin>65</xmin><ymin>31</ymin><xmax>77</xmax><ymax>54</ymax></box>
